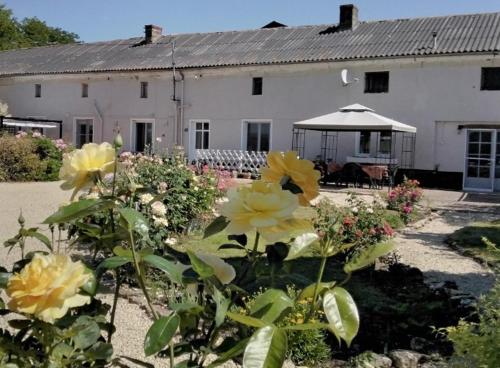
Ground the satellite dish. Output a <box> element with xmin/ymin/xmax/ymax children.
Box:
<box><xmin>341</xmin><ymin>69</ymin><xmax>359</xmax><ymax>86</ymax></box>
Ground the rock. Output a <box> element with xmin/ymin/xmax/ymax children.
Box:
<box><xmin>325</xmin><ymin>359</ymin><xmax>349</xmax><ymax>367</ymax></box>
<box><xmin>348</xmin><ymin>352</ymin><xmax>392</xmax><ymax>368</ymax></box>
<box><xmin>389</xmin><ymin>350</ymin><xmax>423</xmax><ymax>368</ymax></box>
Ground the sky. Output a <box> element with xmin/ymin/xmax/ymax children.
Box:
<box><xmin>3</xmin><ymin>0</ymin><xmax>500</xmax><ymax>42</ymax></box>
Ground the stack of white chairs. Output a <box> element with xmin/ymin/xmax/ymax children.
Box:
<box><xmin>195</xmin><ymin>149</ymin><xmax>268</xmax><ymax>175</ymax></box>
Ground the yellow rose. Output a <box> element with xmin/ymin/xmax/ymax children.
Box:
<box><xmin>6</xmin><ymin>254</ymin><xmax>92</xmax><ymax>324</ymax></box>
<box><xmin>220</xmin><ymin>181</ymin><xmax>310</xmax><ymax>241</ymax></box>
<box><xmin>261</xmin><ymin>151</ymin><xmax>321</xmax><ymax>206</ymax></box>
<box><xmin>59</xmin><ymin>142</ymin><xmax>116</xmax><ymax>200</ymax></box>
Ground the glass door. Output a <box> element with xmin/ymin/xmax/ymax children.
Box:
<box><xmin>75</xmin><ymin>119</ymin><xmax>93</xmax><ymax>148</ymax></box>
<box><xmin>464</xmin><ymin>130</ymin><xmax>494</xmax><ymax>191</ymax></box>
<box><xmin>133</xmin><ymin>121</ymin><xmax>153</xmax><ymax>152</ymax></box>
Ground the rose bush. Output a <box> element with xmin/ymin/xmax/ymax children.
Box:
<box><xmin>387</xmin><ymin>178</ymin><xmax>423</xmax><ymax>223</ymax></box>
<box><xmin>0</xmin><ymin>143</ymin><xmax>396</xmax><ymax>367</ymax></box>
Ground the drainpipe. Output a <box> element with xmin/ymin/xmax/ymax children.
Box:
<box><xmin>93</xmin><ymin>99</ymin><xmax>104</xmax><ymax>142</ymax></box>
<box><xmin>179</xmin><ymin>70</ymin><xmax>185</xmax><ymax>147</ymax></box>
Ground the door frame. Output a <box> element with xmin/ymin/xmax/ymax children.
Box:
<box><xmin>130</xmin><ymin>118</ymin><xmax>155</xmax><ymax>152</ymax></box>
<box><xmin>240</xmin><ymin>119</ymin><xmax>273</xmax><ymax>151</ymax></box>
<box><xmin>189</xmin><ymin>119</ymin><xmax>210</xmax><ymax>160</ymax></box>
<box><xmin>462</xmin><ymin>128</ymin><xmax>496</xmax><ymax>192</ymax></box>
<box><xmin>73</xmin><ymin>117</ymin><xmax>95</xmax><ymax>148</ymax></box>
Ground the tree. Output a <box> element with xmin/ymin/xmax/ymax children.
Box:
<box><xmin>0</xmin><ymin>5</ymin><xmax>78</xmax><ymax>51</ymax></box>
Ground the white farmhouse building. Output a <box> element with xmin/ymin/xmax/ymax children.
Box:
<box><xmin>0</xmin><ymin>4</ymin><xmax>499</xmax><ymax>191</ymax></box>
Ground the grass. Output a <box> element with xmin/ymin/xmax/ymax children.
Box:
<box><xmin>448</xmin><ymin>220</ymin><xmax>500</xmax><ymax>268</ymax></box>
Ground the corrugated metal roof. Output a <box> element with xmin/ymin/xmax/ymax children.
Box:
<box><xmin>0</xmin><ymin>11</ymin><xmax>499</xmax><ymax>77</ymax></box>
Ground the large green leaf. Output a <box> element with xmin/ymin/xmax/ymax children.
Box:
<box><xmin>243</xmin><ymin>326</ymin><xmax>287</xmax><ymax>368</ymax></box>
<box><xmin>118</xmin><ymin>208</ymin><xmax>150</xmax><ymax>238</ymax></box>
<box><xmin>186</xmin><ymin>251</ymin><xmax>214</xmax><ymax>279</ymax></box>
<box><xmin>213</xmin><ymin>288</ymin><xmax>230</xmax><ymax>327</ymax></box>
<box><xmin>343</xmin><ymin>241</ymin><xmax>395</xmax><ymax>273</ymax></box>
<box><xmin>297</xmin><ymin>281</ymin><xmax>335</xmax><ymax>301</ymax></box>
<box><xmin>285</xmin><ymin>233</ymin><xmax>318</xmax><ymax>260</ymax></box>
<box><xmin>0</xmin><ymin>272</ymin><xmax>10</xmax><ymax>289</ymax></box>
<box><xmin>144</xmin><ymin>313</ymin><xmax>180</xmax><ymax>356</ymax></box>
<box><xmin>226</xmin><ymin>312</ymin><xmax>267</xmax><ymax>328</ymax></box>
<box><xmin>80</xmin><ymin>267</ymin><xmax>97</xmax><ymax>296</ymax></box>
<box><xmin>283</xmin><ymin>322</ymin><xmax>329</xmax><ymax>330</ymax></box>
<box><xmin>72</xmin><ymin>316</ymin><xmax>101</xmax><ymax>350</ymax></box>
<box><xmin>97</xmin><ymin>256</ymin><xmax>131</xmax><ymax>271</ymax></box>
<box><xmin>142</xmin><ymin>254</ymin><xmax>190</xmax><ymax>285</ymax></box>
<box><xmin>203</xmin><ymin>216</ymin><xmax>229</xmax><ymax>238</ymax></box>
<box><xmin>322</xmin><ymin>287</ymin><xmax>359</xmax><ymax>347</ymax></box>
<box><xmin>85</xmin><ymin>342</ymin><xmax>113</xmax><ymax>361</ymax></box>
<box><xmin>43</xmin><ymin>199</ymin><xmax>115</xmax><ymax>224</ymax></box>
<box><xmin>249</xmin><ymin>289</ymin><xmax>293</xmax><ymax>324</ymax></box>
<box><xmin>0</xmin><ymin>297</ymin><xmax>5</xmax><ymax>309</ymax></box>
<box><xmin>207</xmin><ymin>338</ymin><xmax>249</xmax><ymax>368</ymax></box>
<box><xmin>21</xmin><ymin>228</ymin><xmax>52</xmax><ymax>251</ymax></box>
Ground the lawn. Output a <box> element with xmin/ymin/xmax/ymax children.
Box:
<box><xmin>447</xmin><ymin>219</ymin><xmax>500</xmax><ymax>268</ymax></box>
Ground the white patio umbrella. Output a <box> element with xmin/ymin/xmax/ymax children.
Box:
<box><xmin>293</xmin><ymin>104</ymin><xmax>416</xmax><ymax>133</ymax></box>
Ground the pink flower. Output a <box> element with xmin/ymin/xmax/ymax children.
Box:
<box><xmin>383</xmin><ymin>222</ymin><xmax>394</xmax><ymax>236</ymax></box>
<box><xmin>403</xmin><ymin>205</ymin><xmax>412</xmax><ymax>214</ymax></box>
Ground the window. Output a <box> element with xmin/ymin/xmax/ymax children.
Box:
<box><xmin>194</xmin><ymin>121</ymin><xmax>210</xmax><ymax>149</ymax></box>
<box><xmin>481</xmin><ymin>67</ymin><xmax>500</xmax><ymax>90</ymax></box>
<box><xmin>358</xmin><ymin>132</ymin><xmax>371</xmax><ymax>155</ymax></box>
<box><xmin>378</xmin><ymin>131</ymin><xmax>392</xmax><ymax>155</ymax></box>
<box><xmin>75</xmin><ymin>119</ymin><xmax>93</xmax><ymax>148</ymax></box>
<box><xmin>245</xmin><ymin>121</ymin><xmax>270</xmax><ymax>151</ymax></box>
<box><xmin>364</xmin><ymin>72</ymin><xmax>389</xmax><ymax>93</ymax></box>
<box><xmin>35</xmin><ymin>84</ymin><xmax>41</xmax><ymax>98</ymax></box>
<box><xmin>133</xmin><ymin>121</ymin><xmax>153</xmax><ymax>152</ymax></box>
<box><xmin>140</xmin><ymin>81</ymin><xmax>148</xmax><ymax>98</ymax></box>
<box><xmin>81</xmin><ymin>83</ymin><xmax>88</xmax><ymax>98</ymax></box>
<box><xmin>252</xmin><ymin>77</ymin><xmax>263</xmax><ymax>95</ymax></box>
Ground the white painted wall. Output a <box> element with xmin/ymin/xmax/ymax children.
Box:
<box><xmin>1</xmin><ymin>54</ymin><xmax>500</xmax><ymax>178</ymax></box>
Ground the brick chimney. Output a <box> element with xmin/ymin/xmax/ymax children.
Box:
<box><xmin>339</xmin><ymin>4</ymin><xmax>359</xmax><ymax>30</ymax></box>
<box><xmin>144</xmin><ymin>24</ymin><xmax>163</xmax><ymax>43</ymax></box>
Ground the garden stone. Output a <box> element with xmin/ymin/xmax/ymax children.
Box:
<box><xmin>324</xmin><ymin>359</ymin><xmax>348</xmax><ymax>367</ymax></box>
<box><xmin>389</xmin><ymin>350</ymin><xmax>423</xmax><ymax>368</ymax></box>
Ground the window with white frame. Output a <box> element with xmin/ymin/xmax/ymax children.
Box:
<box><xmin>75</xmin><ymin>118</ymin><xmax>93</xmax><ymax>148</ymax></box>
<box><xmin>378</xmin><ymin>131</ymin><xmax>392</xmax><ymax>155</ymax></box>
<box><xmin>194</xmin><ymin>121</ymin><xmax>210</xmax><ymax>149</ymax></box>
<box><xmin>244</xmin><ymin>121</ymin><xmax>270</xmax><ymax>152</ymax></box>
<box><xmin>358</xmin><ymin>131</ymin><xmax>371</xmax><ymax>155</ymax></box>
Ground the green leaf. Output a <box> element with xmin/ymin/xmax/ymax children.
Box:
<box><xmin>250</xmin><ymin>289</ymin><xmax>293</xmax><ymax>324</ymax></box>
<box><xmin>144</xmin><ymin>313</ymin><xmax>180</xmax><ymax>357</ymax></box>
<box><xmin>0</xmin><ymin>298</ymin><xmax>4</xmax><ymax>309</ymax></box>
<box><xmin>297</xmin><ymin>282</ymin><xmax>335</xmax><ymax>301</ymax></box>
<box><xmin>97</xmin><ymin>256</ymin><xmax>131</xmax><ymax>271</ymax></box>
<box><xmin>343</xmin><ymin>241</ymin><xmax>395</xmax><ymax>273</ymax></box>
<box><xmin>43</xmin><ymin>199</ymin><xmax>115</xmax><ymax>224</ymax></box>
<box><xmin>218</xmin><ymin>243</ymin><xmax>245</xmax><ymax>251</ymax></box>
<box><xmin>281</xmin><ymin>180</ymin><xmax>303</xmax><ymax>194</ymax></box>
<box><xmin>285</xmin><ymin>233</ymin><xmax>319</xmax><ymax>260</ymax></box>
<box><xmin>72</xmin><ymin>316</ymin><xmax>101</xmax><ymax>350</ymax></box>
<box><xmin>283</xmin><ymin>323</ymin><xmax>329</xmax><ymax>330</ymax></box>
<box><xmin>322</xmin><ymin>287</ymin><xmax>359</xmax><ymax>347</ymax></box>
<box><xmin>80</xmin><ymin>267</ymin><xmax>97</xmax><ymax>296</ymax></box>
<box><xmin>207</xmin><ymin>338</ymin><xmax>250</xmax><ymax>368</ymax></box>
<box><xmin>21</xmin><ymin>229</ymin><xmax>52</xmax><ymax>251</ymax></box>
<box><xmin>243</xmin><ymin>326</ymin><xmax>287</xmax><ymax>368</ymax></box>
<box><xmin>118</xmin><ymin>208</ymin><xmax>150</xmax><ymax>238</ymax></box>
<box><xmin>169</xmin><ymin>302</ymin><xmax>204</xmax><ymax>315</ymax></box>
<box><xmin>113</xmin><ymin>245</ymin><xmax>133</xmax><ymax>258</ymax></box>
<box><xmin>86</xmin><ymin>342</ymin><xmax>113</xmax><ymax>361</ymax></box>
<box><xmin>226</xmin><ymin>312</ymin><xmax>267</xmax><ymax>328</ymax></box>
<box><xmin>203</xmin><ymin>216</ymin><xmax>229</xmax><ymax>238</ymax></box>
<box><xmin>186</xmin><ymin>251</ymin><xmax>214</xmax><ymax>279</ymax></box>
<box><xmin>117</xmin><ymin>356</ymin><xmax>155</xmax><ymax>368</ymax></box>
<box><xmin>0</xmin><ymin>272</ymin><xmax>10</xmax><ymax>289</ymax></box>
<box><xmin>142</xmin><ymin>254</ymin><xmax>190</xmax><ymax>285</ymax></box>
<box><xmin>213</xmin><ymin>288</ymin><xmax>230</xmax><ymax>327</ymax></box>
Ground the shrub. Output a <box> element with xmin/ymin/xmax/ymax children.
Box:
<box><xmin>446</xmin><ymin>280</ymin><xmax>500</xmax><ymax>368</ymax></box>
<box><xmin>0</xmin><ymin>133</ymin><xmax>66</xmax><ymax>181</ymax></box>
<box><xmin>387</xmin><ymin>178</ymin><xmax>423</xmax><ymax>223</ymax></box>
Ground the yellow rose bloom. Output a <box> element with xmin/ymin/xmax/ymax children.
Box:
<box><xmin>261</xmin><ymin>151</ymin><xmax>321</xmax><ymax>206</ymax></box>
<box><xmin>220</xmin><ymin>181</ymin><xmax>310</xmax><ymax>241</ymax></box>
<box><xmin>6</xmin><ymin>254</ymin><xmax>91</xmax><ymax>324</ymax></box>
<box><xmin>59</xmin><ymin>142</ymin><xmax>116</xmax><ymax>200</ymax></box>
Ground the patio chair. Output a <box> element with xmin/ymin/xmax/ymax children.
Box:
<box><xmin>338</xmin><ymin>162</ymin><xmax>370</xmax><ymax>188</ymax></box>
<box><xmin>384</xmin><ymin>165</ymin><xmax>399</xmax><ymax>188</ymax></box>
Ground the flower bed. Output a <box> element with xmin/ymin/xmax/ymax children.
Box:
<box><xmin>387</xmin><ymin>178</ymin><xmax>423</xmax><ymax>223</ymax></box>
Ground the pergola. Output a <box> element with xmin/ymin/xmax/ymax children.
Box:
<box><xmin>292</xmin><ymin>104</ymin><xmax>417</xmax><ymax>169</ymax></box>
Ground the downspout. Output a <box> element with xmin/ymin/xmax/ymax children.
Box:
<box><xmin>93</xmin><ymin>99</ymin><xmax>104</xmax><ymax>142</ymax></box>
<box><xmin>179</xmin><ymin>70</ymin><xmax>185</xmax><ymax>147</ymax></box>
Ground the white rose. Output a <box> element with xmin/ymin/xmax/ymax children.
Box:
<box><xmin>151</xmin><ymin>201</ymin><xmax>167</xmax><ymax>217</ymax></box>
<box><xmin>366</xmin><ymin>208</ymin><xmax>374</xmax><ymax>214</ymax></box>
<box><xmin>352</xmin><ymin>207</ymin><xmax>358</xmax><ymax>214</ymax></box>
<box><xmin>164</xmin><ymin>237</ymin><xmax>177</xmax><ymax>246</ymax></box>
<box><xmin>153</xmin><ymin>216</ymin><xmax>169</xmax><ymax>227</ymax></box>
<box><xmin>139</xmin><ymin>193</ymin><xmax>154</xmax><ymax>205</ymax></box>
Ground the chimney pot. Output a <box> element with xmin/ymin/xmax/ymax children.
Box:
<box><xmin>339</xmin><ymin>4</ymin><xmax>359</xmax><ymax>30</ymax></box>
<box><xmin>145</xmin><ymin>24</ymin><xmax>163</xmax><ymax>43</ymax></box>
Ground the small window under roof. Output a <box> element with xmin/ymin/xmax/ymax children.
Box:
<box><xmin>261</xmin><ymin>21</ymin><xmax>287</xmax><ymax>29</ymax></box>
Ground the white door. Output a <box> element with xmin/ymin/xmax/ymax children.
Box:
<box><xmin>463</xmin><ymin>129</ymin><xmax>495</xmax><ymax>191</ymax></box>
<box><xmin>75</xmin><ymin>119</ymin><xmax>94</xmax><ymax>148</ymax></box>
<box><xmin>190</xmin><ymin>120</ymin><xmax>210</xmax><ymax>160</ymax></box>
